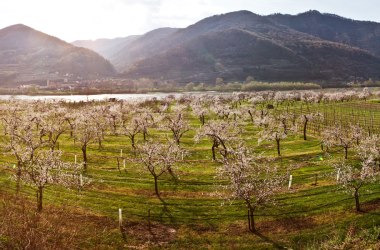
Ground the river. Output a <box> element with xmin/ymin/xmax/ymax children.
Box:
<box><xmin>0</xmin><ymin>92</ymin><xmax>222</xmax><ymax>102</ymax></box>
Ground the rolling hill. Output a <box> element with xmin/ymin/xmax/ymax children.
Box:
<box><xmin>0</xmin><ymin>24</ymin><xmax>115</xmax><ymax>85</ymax></box>
<box><xmin>73</xmin><ymin>10</ymin><xmax>380</xmax><ymax>84</ymax></box>
<box><xmin>268</xmin><ymin>10</ymin><xmax>380</xmax><ymax>57</ymax></box>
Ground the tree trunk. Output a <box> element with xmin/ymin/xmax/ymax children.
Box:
<box><xmin>276</xmin><ymin>139</ymin><xmax>281</xmax><ymax>157</ymax></box>
<box><xmin>248</xmin><ymin>207</ymin><xmax>256</xmax><ymax>233</ymax></box>
<box><xmin>16</xmin><ymin>167</ymin><xmax>21</xmax><ymax>194</ymax></box>
<box><xmin>153</xmin><ymin>176</ymin><xmax>162</xmax><ymax>201</ymax></box>
<box><xmin>167</xmin><ymin>166</ymin><xmax>178</xmax><ymax>181</ymax></box>
<box><xmin>344</xmin><ymin>147</ymin><xmax>348</xmax><ymax>159</ymax></box>
<box><xmin>211</xmin><ymin>139</ymin><xmax>219</xmax><ymax>161</ymax></box>
<box><xmin>37</xmin><ymin>186</ymin><xmax>43</xmax><ymax>212</ymax></box>
<box><xmin>98</xmin><ymin>139</ymin><xmax>102</xmax><ymax>149</ymax></box>
<box><xmin>131</xmin><ymin>135</ymin><xmax>136</xmax><ymax>150</ymax></box>
<box><xmin>303</xmin><ymin>119</ymin><xmax>308</xmax><ymax>140</ymax></box>
<box><xmin>112</xmin><ymin>119</ymin><xmax>117</xmax><ymax>135</ymax></box>
<box><xmin>143</xmin><ymin>131</ymin><xmax>147</xmax><ymax>141</ymax></box>
<box><xmin>354</xmin><ymin>189</ymin><xmax>361</xmax><ymax>212</ymax></box>
<box><xmin>199</xmin><ymin>115</ymin><xmax>205</xmax><ymax>125</ymax></box>
<box><xmin>82</xmin><ymin>144</ymin><xmax>88</xmax><ymax>172</ymax></box>
<box><xmin>175</xmin><ymin>135</ymin><xmax>180</xmax><ymax>145</ymax></box>
<box><xmin>212</xmin><ymin>143</ymin><xmax>216</xmax><ymax>161</ymax></box>
<box><xmin>248</xmin><ymin>110</ymin><xmax>254</xmax><ymax>124</ymax></box>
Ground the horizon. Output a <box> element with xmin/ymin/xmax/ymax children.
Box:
<box><xmin>0</xmin><ymin>0</ymin><xmax>380</xmax><ymax>42</ymax></box>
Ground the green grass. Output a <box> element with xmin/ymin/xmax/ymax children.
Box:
<box><xmin>0</xmin><ymin>100</ymin><xmax>379</xmax><ymax>249</ymax></box>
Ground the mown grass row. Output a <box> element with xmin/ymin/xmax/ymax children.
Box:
<box><xmin>0</xmin><ymin>100</ymin><xmax>379</xmax><ymax>248</ymax></box>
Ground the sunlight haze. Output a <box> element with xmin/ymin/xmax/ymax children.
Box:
<box><xmin>0</xmin><ymin>0</ymin><xmax>379</xmax><ymax>42</ymax></box>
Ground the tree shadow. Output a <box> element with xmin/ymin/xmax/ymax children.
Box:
<box><xmin>254</xmin><ymin>231</ymin><xmax>287</xmax><ymax>249</ymax></box>
<box><xmin>157</xmin><ymin>199</ymin><xmax>175</xmax><ymax>224</ymax></box>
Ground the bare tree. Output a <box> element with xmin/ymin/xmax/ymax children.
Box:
<box><xmin>136</xmin><ymin>108</ymin><xmax>155</xmax><ymax>141</ymax></box>
<box><xmin>2</xmin><ymin>107</ymin><xmax>48</xmax><ymax>193</ymax></box>
<box><xmin>298</xmin><ymin>112</ymin><xmax>322</xmax><ymax>140</ymax></box>
<box><xmin>19</xmin><ymin>150</ymin><xmax>83</xmax><ymax>212</ymax></box>
<box><xmin>89</xmin><ymin>106</ymin><xmax>108</xmax><ymax>149</ymax></box>
<box><xmin>191</xmin><ymin>102</ymin><xmax>208</xmax><ymax>125</ymax></box>
<box><xmin>335</xmin><ymin>160</ymin><xmax>379</xmax><ymax>212</ymax></box>
<box><xmin>195</xmin><ymin>120</ymin><xmax>240</xmax><ymax>161</ymax></box>
<box><xmin>41</xmin><ymin>106</ymin><xmax>68</xmax><ymax>150</ymax></box>
<box><xmin>322</xmin><ymin>124</ymin><xmax>363</xmax><ymax>159</ymax></box>
<box><xmin>161</xmin><ymin>105</ymin><xmax>190</xmax><ymax>145</ymax></box>
<box><xmin>122</xmin><ymin>116</ymin><xmax>142</xmax><ymax>151</ymax></box>
<box><xmin>219</xmin><ymin>145</ymin><xmax>285</xmax><ymax>233</ymax></box>
<box><xmin>106</xmin><ymin>104</ymin><xmax>123</xmax><ymax>135</ymax></box>
<box><xmin>73</xmin><ymin>112</ymin><xmax>98</xmax><ymax>172</ymax></box>
<box><xmin>356</xmin><ymin>134</ymin><xmax>380</xmax><ymax>171</ymax></box>
<box><xmin>137</xmin><ymin>140</ymin><xmax>183</xmax><ymax>201</ymax></box>
<box><xmin>258</xmin><ymin>114</ymin><xmax>294</xmax><ymax>157</ymax></box>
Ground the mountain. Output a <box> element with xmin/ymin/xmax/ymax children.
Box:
<box><xmin>0</xmin><ymin>24</ymin><xmax>115</xmax><ymax>85</ymax></box>
<box><xmin>268</xmin><ymin>10</ymin><xmax>380</xmax><ymax>57</ymax></box>
<box><xmin>115</xmin><ymin>11</ymin><xmax>380</xmax><ymax>84</ymax></box>
<box><xmin>73</xmin><ymin>28</ymin><xmax>179</xmax><ymax>72</ymax></box>
<box><xmin>72</xmin><ymin>35</ymin><xmax>140</xmax><ymax>67</ymax></box>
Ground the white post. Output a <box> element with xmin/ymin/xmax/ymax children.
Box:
<box><xmin>120</xmin><ymin>149</ymin><xmax>123</xmax><ymax>158</ymax></box>
<box><xmin>181</xmin><ymin>151</ymin><xmax>184</xmax><ymax>161</ymax></box>
<box><xmin>118</xmin><ymin>208</ymin><xmax>123</xmax><ymax>228</ymax></box>
<box><xmin>288</xmin><ymin>175</ymin><xmax>293</xmax><ymax>189</ymax></box>
<box><xmin>123</xmin><ymin>159</ymin><xmax>126</xmax><ymax>169</ymax></box>
<box><xmin>336</xmin><ymin>168</ymin><xmax>340</xmax><ymax>181</ymax></box>
<box><xmin>13</xmin><ymin>164</ymin><xmax>16</xmax><ymax>169</ymax></box>
<box><xmin>75</xmin><ymin>155</ymin><xmax>77</xmax><ymax>164</ymax></box>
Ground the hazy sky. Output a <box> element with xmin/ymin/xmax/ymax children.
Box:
<box><xmin>1</xmin><ymin>0</ymin><xmax>379</xmax><ymax>42</ymax></box>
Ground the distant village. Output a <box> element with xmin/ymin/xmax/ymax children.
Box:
<box><xmin>12</xmin><ymin>76</ymin><xmax>179</xmax><ymax>94</ymax></box>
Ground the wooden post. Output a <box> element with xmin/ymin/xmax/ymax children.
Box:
<box><xmin>120</xmin><ymin>149</ymin><xmax>123</xmax><ymax>158</ymax></box>
<box><xmin>118</xmin><ymin>208</ymin><xmax>123</xmax><ymax>228</ymax></box>
<box><xmin>123</xmin><ymin>159</ymin><xmax>126</xmax><ymax>170</ymax></box>
<box><xmin>75</xmin><ymin>155</ymin><xmax>77</xmax><ymax>164</ymax></box>
<box><xmin>314</xmin><ymin>173</ymin><xmax>318</xmax><ymax>186</ymax></box>
<box><xmin>288</xmin><ymin>175</ymin><xmax>293</xmax><ymax>189</ymax></box>
<box><xmin>117</xmin><ymin>157</ymin><xmax>121</xmax><ymax>174</ymax></box>
<box><xmin>336</xmin><ymin>169</ymin><xmax>340</xmax><ymax>182</ymax></box>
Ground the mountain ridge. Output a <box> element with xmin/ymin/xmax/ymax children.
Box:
<box><xmin>0</xmin><ymin>24</ymin><xmax>115</xmax><ymax>85</ymax></box>
<box><xmin>71</xmin><ymin>10</ymin><xmax>380</xmax><ymax>84</ymax></box>
<box><xmin>123</xmin><ymin>10</ymin><xmax>380</xmax><ymax>83</ymax></box>
<box><xmin>3</xmin><ymin>10</ymin><xmax>380</xmax><ymax>86</ymax></box>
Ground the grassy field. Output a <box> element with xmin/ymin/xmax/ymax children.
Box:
<box><xmin>0</xmin><ymin>98</ymin><xmax>379</xmax><ymax>249</ymax></box>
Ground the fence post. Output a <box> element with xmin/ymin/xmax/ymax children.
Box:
<box><xmin>288</xmin><ymin>175</ymin><xmax>293</xmax><ymax>189</ymax></box>
<box><xmin>117</xmin><ymin>157</ymin><xmax>121</xmax><ymax>174</ymax></box>
<box><xmin>119</xmin><ymin>208</ymin><xmax>127</xmax><ymax>241</ymax></box>
<box><xmin>118</xmin><ymin>208</ymin><xmax>123</xmax><ymax>228</ymax></box>
<box><xmin>336</xmin><ymin>169</ymin><xmax>340</xmax><ymax>182</ymax></box>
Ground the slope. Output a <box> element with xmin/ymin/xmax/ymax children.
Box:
<box><xmin>122</xmin><ymin>11</ymin><xmax>380</xmax><ymax>83</ymax></box>
<box><xmin>0</xmin><ymin>24</ymin><xmax>115</xmax><ymax>85</ymax></box>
